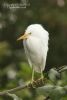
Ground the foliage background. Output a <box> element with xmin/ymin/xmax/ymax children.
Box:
<box><xmin>0</xmin><ymin>0</ymin><xmax>67</xmax><ymax>100</ymax></box>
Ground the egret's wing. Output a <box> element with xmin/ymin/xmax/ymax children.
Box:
<box><xmin>25</xmin><ymin>37</ymin><xmax>47</xmax><ymax>72</ymax></box>
<box><xmin>41</xmin><ymin>39</ymin><xmax>49</xmax><ymax>67</ymax></box>
<box><xmin>23</xmin><ymin>35</ymin><xmax>49</xmax><ymax>73</ymax></box>
<box><xmin>23</xmin><ymin>40</ymin><xmax>32</xmax><ymax>67</ymax></box>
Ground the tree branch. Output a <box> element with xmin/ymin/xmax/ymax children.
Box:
<box><xmin>0</xmin><ymin>78</ymin><xmax>47</xmax><ymax>96</ymax></box>
<box><xmin>0</xmin><ymin>66</ymin><xmax>67</xmax><ymax>96</ymax></box>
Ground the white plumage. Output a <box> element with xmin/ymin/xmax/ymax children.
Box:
<box><xmin>23</xmin><ymin>24</ymin><xmax>49</xmax><ymax>72</ymax></box>
<box><xmin>17</xmin><ymin>24</ymin><xmax>49</xmax><ymax>80</ymax></box>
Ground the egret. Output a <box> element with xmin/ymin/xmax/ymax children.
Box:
<box><xmin>17</xmin><ymin>24</ymin><xmax>49</xmax><ymax>82</ymax></box>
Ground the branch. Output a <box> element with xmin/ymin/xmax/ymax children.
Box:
<box><xmin>0</xmin><ymin>66</ymin><xmax>67</xmax><ymax>96</ymax></box>
<box><xmin>58</xmin><ymin>65</ymin><xmax>67</xmax><ymax>73</ymax></box>
<box><xmin>0</xmin><ymin>78</ymin><xmax>47</xmax><ymax>96</ymax></box>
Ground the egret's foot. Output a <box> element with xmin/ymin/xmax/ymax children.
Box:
<box><xmin>31</xmin><ymin>79</ymin><xmax>36</xmax><ymax>88</ymax></box>
<box><xmin>26</xmin><ymin>80</ymin><xmax>36</xmax><ymax>88</ymax></box>
<box><xmin>31</xmin><ymin>76</ymin><xmax>36</xmax><ymax>88</ymax></box>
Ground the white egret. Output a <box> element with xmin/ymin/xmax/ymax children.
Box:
<box><xmin>17</xmin><ymin>24</ymin><xmax>49</xmax><ymax>81</ymax></box>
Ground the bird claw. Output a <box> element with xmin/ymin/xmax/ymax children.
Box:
<box><xmin>26</xmin><ymin>80</ymin><xmax>36</xmax><ymax>88</ymax></box>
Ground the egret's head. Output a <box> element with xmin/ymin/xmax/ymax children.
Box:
<box><xmin>17</xmin><ymin>24</ymin><xmax>48</xmax><ymax>41</ymax></box>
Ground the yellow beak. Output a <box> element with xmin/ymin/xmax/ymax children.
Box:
<box><xmin>17</xmin><ymin>33</ymin><xmax>29</xmax><ymax>41</ymax></box>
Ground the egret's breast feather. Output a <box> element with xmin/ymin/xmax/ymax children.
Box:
<box><xmin>24</xmin><ymin>36</ymin><xmax>47</xmax><ymax>65</ymax></box>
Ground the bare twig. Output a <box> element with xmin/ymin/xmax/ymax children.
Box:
<box><xmin>58</xmin><ymin>65</ymin><xmax>67</xmax><ymax>73</ymax></box>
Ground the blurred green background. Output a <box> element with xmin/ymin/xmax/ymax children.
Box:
<box><xmin>0</xmin><ymin>0</ymin><xmax>67</xmax><ymax>100</ymax></box>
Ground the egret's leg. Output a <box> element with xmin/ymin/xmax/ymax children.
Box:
<box><xmin>41</xmin><ymin>71</ymin><xmax>44</xmax><ymax>84</ymax></box>
<box><xmin>31</xmin><ymin>68</ymin><xmax>36</xmax><ymax>88</ymax></box>
<box><xmin>26</xmin><ymin>68</ymin><xmax>34</xmax><ymax>87</ymax></box>
<box><xmin>41</xmin><ymin>71</ymin><xmax>44</xmax><ymax>79</ymax></box>
<box><xmin>32</xmin><ymin>68</ymin><xmax>34</xmax><ymax>82</ymax></box>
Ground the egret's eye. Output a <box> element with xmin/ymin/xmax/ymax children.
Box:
<box><xmin>29</xmin><ymin>32</ymin><xmax>32</xmax><ymax>35</ymax></box>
